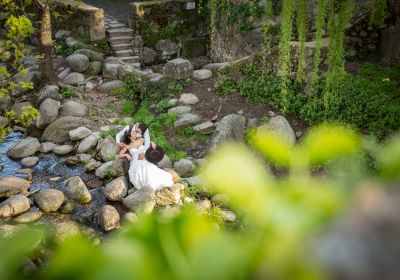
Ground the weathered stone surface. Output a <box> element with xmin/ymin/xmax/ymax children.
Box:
<box><xmin>7</xmin><ymin>137</ymin><xmax>40</xmax><ymax>159</ymax></box>
<box><xmin>156</xmin><ymin>39</ymin><xmax>179</xmax><ymax>60</ymax></box>
<box><xmin>142</xmin><ymin>47</ymin><xmax>158</xmax><ymax>65</ymax></box>
<box><xmin>202</xmin><ymin>62</ymin><xmax>229</xmax><ymax>73</ymax></box>
<box><xmin>179</xmin><ymin>93</ymin><xmax>199</xmax><ymax>105</ymax></box>
<box><xmin>0</xmin><ymin>224</ymin><xmax>19</xmax><ymax>237</ymax></box>
<box><xmin>97</xmin><ymin>80</ymin><xmax>124</xmax><ymax>94</ymax></box>
<box><xmin>155</xmin><ymin>184</ymin><xmax>182</xmax><ymax>206</ymax></box>
<box><xmin>60</xmin><ymin>201</ymin><xmax>75</xmax><ymax>214</ymax></box>
<box><xmin>182</xmin><ymin>176</ymin><xmax>204</xmax><ymax>187</ymax></box>
<box><xmin>167</xmin><ymin>99</ymin><xmax>179</xmax><ymax>107</ymax></box>
<box><xmin>102</xmin><ymin>63</ymin><xmax>121</xmax><ymax>79</ymax></box>
<box><xmin>36</xmin><ymin>85</ymin><xmax>62</xmax><ymax>105</ymax></box>
<box><xmin>159</xmin><ymin>205</ymin><xmax>182</xmax><ymax>218</ymax></box>
<box><xmin>163</xmin><ymin>58</ymin><xmax>194</xmax><ymax>80</ymax></box>
<box><xmin>122</xmin><ymin>187</ymin><xmax>156</xmax><ymax>214</ymax></box>
<box><xmin>0</xmin><ymin>195</ymin><xmax>30</xmax><ymax>218</ymax></box>
<box><xmin>192</xmin><ymin>69</ymin><xmax>212</xmax><ymax>81</ymax></box>
<box><xmin>42</xmin><ymin>117</ymin><xmax>96</xmax><ymax>144</ymax></box>
<box><xmin>15</xmin><ymin>169</ymin><xmax>33</xmax><ymax>181</ymax></box>
<box><xmin>65</xmin><ymin>156</ymin><xmax>79</xmax><ymax>166</ymax></box>
<box><xmin>61</xmin><ymin>100</ymin><xmax>88</xmax><ymax>117</ymax></box>
<box><xmin>210</xmin><ymin>114</ymin><xmax>246</xmax><ymax>151</ymax></box>
<box><xmin>196</xmin><ymin>199</ymin><xmax>211</xmax><ymax>212</ymax></box>
<box><xmin>174</xmin><ymin>113</ymin><xmax>200</xmax><ymax>128</ymax></box>
<box><xmin>34</xmin><ymin>189</ymin><xmax>65</xmax><ymax>213</ymax></box>
<box><xmin>0</xmin><ymin>176</ymin><xmax>30</xmax><ymax>198</ymax></box>
<box><xmin>55</xmin><ymin>30</ymin><xmax>72</xmax><ymax>39</ymax></box>
<box><xmin>95</xmin><ymin>161</ymin><xmax>113</xmax><ymax>178</ymax></box>
<box><xmin>74</xmin><ymin>49</ymin><xmax>104</xmax><ymax>62</ymax></box>
<box><xmin>64</xmin><ymin>176</ymin><xmax>92</xmax><ymax>204</ymax></box>
<box><xmin>105</xmin><ymin>177</ymin><xmax>128</xmax><ymax>201</ymax></box>
<box><xmin>77</xmin><ymin>134</ymin><xmax>99</xmax><ymax>154</ymax></box>
<box><xmin>98</xmin><ymin>205</ymin><xmax>120</xmax><ymax>231</ymax></box>
<box><xmin>158</xmin><ymin>154</ymin><xmax>173</xmax><ymax>169</ymax></box>
<box><xmin>13</xmin><ymin>211</ymin><xmax>43</xmax><ymax>223</ymax></box>
<box><xmin>64</xmin><ymin>72</ymin><xmax>85</xmax><ymax>85</ymax></box>
<box><xmin>97</xmin><ymin>136</ymin><xmax>119</xmax><ymax>162</ymax></box>
<box><xmin>40</xmin><ymin>142</ymin><xmax>57</xmax><ymax>153</ymax></box>
<box><xmin>86</xmin><ymin>61</ymin><xmax>103</xmax><ymax>75</ymax></box>
<box><xmin>69</xmin><ymin>127</ymin><xmax>92</xmax><ymax>141</ymax></box>
<box><xmin>123</xmin><ymin>212</ymin><xmax>138</xmax><ymax>223</ymax></box>
<box><xmin>11</xmin><ymin>102</ymin><xmax>31</xmax><ymax>119</ymax></box>
<box><xmin>53</xmin><ymin>145</ymin><xmax>74</xmax><ymax>155</ymax></box>
<box><xmin>174</xmin><ymin>159</ymin><xmax>196</xmax><ymax>177</ymax></box>
<box><xmin>193</xmin><ymin>121</ymin><xmax>214</xmax><ymax>134</ymax></box>
<box><xmin>221</xmin><ymin>210</ymin><xmax>236</xmax><ymax>222</ymax></box>
<box><xmin>0</xmin><ymin>116</ymin><xmax>8</xmax><ymax>126</ymax></box>
<box><xmin>66</xmin><ymin>54</ymin><xmax>90</xmax><ymax>72</ymax></box>
<box><xmin>164</xmin><ymin>168</ymin><xmax>180</xmax><ymax>183</ymax></box>
<box><xmin>52</xmin><ymin>219</ymin><xmax>80</xmax><ymax>243</ymax></box>
<box><xmin>21</xmin><ymin>156</ymin><xmax>39</xmax><ymax>167</ymax></box>
<box><xmin>258</xmin><ymin>115</ymin><xmax>296</xmax><ymax>147</ymax></box>
<box><xmin>168</xmin><ymin>105</ymin><xmax>192</xmax><ymax>115</ymax></box>
<box><xmin>36</xmin><ymin>98</ymin><xmax>60</xmax><ymax>129</ymax></box>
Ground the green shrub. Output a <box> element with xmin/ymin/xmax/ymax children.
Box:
<box><xmin>121</xmin><ymin>101</ymin><xmax>136</xmax><ymax>117</ymax></box>
<box><xmin>59</xmin><ymin>87</ymin><xmax>76</xmax><ymax>98</ymax></box>
<box><xmin>214</xmin><ymin>74</ymin><xmax>237</xmax><ymax>95</ymax></box>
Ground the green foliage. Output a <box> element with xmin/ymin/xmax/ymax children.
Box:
<box><xmin>369</xmin><ymin>0</ymin><xmax>388</xmax><ymax>28</ymax></box>
<box><xmin>15</xmin><ymin>105</ymin><xmax>39</xmax><ymax>129</ymax></box>
<box><xmin>55</xmin><ymin>37</ymin><xmax>80</xmax><ymax>56</ymax></box>
<box><xmin>156</xmin><ymin>98</ymin><xmax>170</xmax><ymax>113</ymax></box>
<box><xmin>59</xmin><ymin>87</ymin><xmax>76</xmax><ymax>98</ymax></box>
<box><xmin>295</xmin><ymin>0</ymin><xmax>308</xmax><ymax>83</ymax></box>
<box><xmin>100</xmin><ymin>127</ymin><xmax>119</xmax><ymax>139</ymax></box>
<box><xmin>214</xmin><ymin>74</ymin><xmax>237</xmax><ymax>95</ymax></box>
<box><xmin>121</xmin><ymin>100</ymin><xmax>136</xmax><ymax>117</ymax></box>
<box><xmin>124</xmin><ymin>75</ymin><xmax>142</xmax><ymax>102</ymax></box>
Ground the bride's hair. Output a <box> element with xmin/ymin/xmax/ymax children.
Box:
<box><xmin>123</xmin><ymin>133</ymin><xmax>132</xmax><ymax>145</ymax></box>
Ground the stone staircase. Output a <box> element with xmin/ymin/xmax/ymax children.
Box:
<box><xmin>104</xmin><ymin>15</ymin><xmax>140</xmax><ymax>67</ymax></box>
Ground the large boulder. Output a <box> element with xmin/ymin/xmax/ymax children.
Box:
<box><xmin>21</xmin><ymin>156</ymin><xmax>39</xmax><ymax>167</ymax></box>
<box><xmin>53</xmin><ymin>145</ymin><xmax>74</xmax><ymax>155</ymax></box>
<box><xmin>156</xmin><ymin>39</ymin><xmax>179</xmax><ymax>60</ymax></box>
<box><xmin>97</xmin><ymin>136</ymin><xmax>119</xmax><ymax>162</ymax></box>
<box><xmin>122</xmin><ymin>187</ymin><xmax>156</xmax><ymax>214</ymax></box>
<box><xmin>11</xmin><ymin>101</ymin><xmax>31</xmax><ymax>119</ymax></box>
<box><xmin>86</xmin><ymin>61</ymin><xmax>103</xmax><ymax>75</ymax></box>
<box><xmin>0</xmin><ymin>176</ymin><xmax>30</xmax><ymax>198</ymax></box>
<box><xmin>77</xmin><ymin>134</ymin><xmax>99</xmax><ymax>154</ymax></box>
<box><xmin>13</xmin><ymin>211</ymin><xmax>43</xmax><ymax>224</ymax></box>
<box><xmin>60</xmin><ymin>100</ymin><xmax>88</xmax><ymax>117</ymax></box>
<box><xmin>142</xmin><ymin>47</ymin><xmax>158</xmax><ymax>65</ymax></box>
<box><xmin>7</xmin><ymin>137</ymin><xmax>40</xmax><ymax>159</ymax></box>
<box><xmin>34</xmin><ymin>189</ymin><xmax>65</xmax><ymax>213</ymax></box>
<box><xmin>163</xmin><ymin>58</ymin><xmax>194</xmax><ymax>80</ymax></box>
<box><xmin>36</xmin><ymin>85</ymin><xmax>62</xmax><ymax>105</ymax></box>
<box><xmin>158</xmin><ymin>154</ymin><xmax>173</xmax><ymax>169</ymax></box>
<box><xmin>0</xmin><ymin>195</ymin><xmax>30</xmax><ymax>218</ymax></box>
<box><xmin>42</xmin><ymin>117</ymin><xmax>96</xmax><ymax>144</ymax></box>
<box><xmin>64</xmin><ymin>176</ymin><xmax>92</xmax><ymax>204</ymax></box>
<box><xmin>40</xmin><ymin>142</ymin><xmax>57</xmax><ymax>153</ymax></box>
<box><xmin>66</xmin><ymin>54</ymin><xmax>90</xmax><ymax>72</ymax></box>
<box><xmin>155</xmin><ymin>184</ymin><xmax>182</xmax><ymax>206</ymax></box>
<box><xmin>179</xmin><ymin>93</ymin><xmax>199</xmax><ymax>105</ymax></box>
<box><xmin>51</xmin><ymin>219</ymin><xmax>80</xmax><ymax>243</ymax></box>
<box><xmin>74</xmin><ymin>49</ymin><xmax>104</xmax><ymax>62</ymax></box>
<box><xmin>192</xmin><ymin>69</ymin><xmax>212</xmax><ymax>81</ymax></box>
<box><xmin>69</xmin><ymin>127</ymin><xmax>92</xmax><ymax>141</ymax></box>
<box><xmin>36</xmin><ymin>98</ymin><xmax>60</xmax><ymax>129</ymax></box>
<box><xmin>64</xmin><ymin>72</ymin><xmax>85</xmax><ymax>85</ymax></box>
<box><xmin>258</xmin><ymin>115</ymin><xmax>296</xmax><ymax>147</ymax></box>
<box><xmin>168</xmin><ymin>105</ymin><xmax>191</xmax><ymax>115</ymax></box>
<box><xmin>97</xmin><ymin>80</ymin><xmax>124</xmax><ymax>94</ymax></box>
<box><xmin>174</xmin><ymin>113</ymin><xmax>200</xmax><ymax>128</ymax></box>
<box><xmin>174</xmin><ymin>159</ymin><xmax>196</xmax><ymax>177</ymax></box>
<box><xmin>95</xmin><ymin>161</ymin><xmax>113</xmax><ymax>179</ymax></box>
<box><xmin>105</xmin><ymin>177</ymin><xmax>128</xmax><ymax>201</ymax></box>
<box><xmin>210</xmin><ymin>114</ymin><xmax>246</xmax><ymax>151</ymax></box>
<box><xmin>98</xmin><ymin>205</ymin><xmax>120</xmax><ymax>231</ymax></box>
<box><xmin>102</xmin><ymin>63</ymin><xmax>121</xmax><ymax>79</ymax></box>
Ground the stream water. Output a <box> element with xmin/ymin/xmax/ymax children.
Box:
<box><xmin>0</xmin><ymin>132</ymin><xmax>124</xmax><ymax>233</ymax></box>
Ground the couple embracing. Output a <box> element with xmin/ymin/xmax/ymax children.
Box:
<box><xmin>115</xmin><ymin>123</ymin><xmax>174</xmax><ymax>190</ymax></box>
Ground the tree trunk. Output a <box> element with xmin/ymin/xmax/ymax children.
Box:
<box><xmin>38</xmin><ymin>0</ymin><xmax>58</xmax><ymax>84</ymax></box>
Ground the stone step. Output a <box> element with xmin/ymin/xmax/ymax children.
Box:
<box><xmin>107</xmin><ymin>23</ymin><xmax>126</xmax><ymax>29</ymax></box>
<box><xmin>120</xmin><ymin>56</ymin><xmax>140</xmax><ymax>64</ymax></box>
<box><xmin>115</xmin><ymin>49</ymin><xmax>134</xmax><ymax>57</ymax></box>
<box><xmin>109</xmin><ymin>36</ymin><xmax>133</xmax><ymax>45</ymax></box>
<box><xmin>107</xmin><ymin>28</ymin><xmax>134</xmax><ymax>38</ymax></box>
<box><xmin>111</xmin><ymin>43</ymin><xmax>131</xmax><ymax>51</ymax></box>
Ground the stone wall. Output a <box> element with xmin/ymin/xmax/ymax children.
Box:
<box><xmin>128</xmin><ymin>0</ymin><xmax>208</xmax><ymax>58</ymax></box>
<box><xmin>53</xmin><ymin>0</ymin><xmax>105</xmax><ymax>41</ymax></box>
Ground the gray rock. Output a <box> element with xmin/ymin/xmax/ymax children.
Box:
<box><xmin>168</xmin><ymin>105</ymin><xmax>192</xmax><ymax>115</ymax></box>
<box><xmin>174</xmin><ymin>159</ymin><xmax>195</xmax><ymax>177</ymax></box>
<box><xmin>13</xmin><ymin>211</ymin><xmax>43</xmax><ymax>223</ymax></box>
<box><xmin>85</xmin><ymin>80</ymin><xmax>97</xmax><ymax>91</ymax></box>
<box><xmin>196</xmin><ymin>199</ymin><xmax>211</xmax><ymax>213</ymax></box>
<box><xmin>7</xmin><ymin>137</ymin><xmax>40</xmax><ymax>159</ymax></box>
<box><xmin>42</xmin><ymin>117</ymin><xmax>96</xmax><ymax>144</ymax></box>
<box><xmin>179</xmin><ymin>93</ymin><xmax>199</xmax><ymax>105</ymax></box>
<box><xmin>174</xmin><ymin>113</ymin><xmax>200</xmax><ymax>128</ymax></box>
<box><xmin>98</xmin><ymin>205</ymin><xmax>120</xmax><ymax>231</ymax></box>
<box><xmin>221</xmin><ymin>210</ymin><xmax>236</xmax><ymax>222</ymax></box>
<box><xmin>155</xmin><ymin>184</ymin><xmax>182</xmax><ymax>206</ymax></box>
<box><xmin>168</xmin><ymin>99</ymin><xmax>179</xmax><ymax>107</ymax></box>
<box><xmin>65</xmin><ymin>156</ymin><xmax>79</xmax><ymax>166</ymax></box>
<box><xmin>55</xmin><ymin>30</ymin><xmax>72</xmax><ymax>39</ymax></box>
<box><xmin>53</xmin><ymin>145</ymin><xmax>74</xmax><ymax>155</ymax></box>
<box><xmin>0</xmin><ymin>195</ymin><xmax>30</xmax><ymax>218</ymax></box>
<box><xmin>77</xmin><ymin>134</ymin><xmax>99</xmax><ymax>154</ymax></box>
<box><xmin>21</xmin><ymin>156</ymin><xmax>39</xmax><ymax>167</ymax></box>
<box><xmin>95</xmin><ymin>161</ymin><xmax>113</xmax><ymax>179</ymax></box>
<box><xmin>142</xmin><ymin>47</ymin><xmax>158</xmax><ymax>65</ymax></box>
<box><xmin>105</xmin><ymin>177</ymin><xmax>128</xmax><ymax>201</ymax></box>
<box><xmin>36</xmin><ymin>98</ymin><xmax>60</xmax><ymax>129</ymax></box>
<box><xmin>182</xmin><ymin>176</ymin><xmax>204</xmax><ymax>187</ymax></box>
<box><xmin>123</xmin><ymin>212</ymin><xmax>139</xmax><ymax>223</ymax></box>
<box><xmin>97</xmin><ymin>80</ymin><xmax>125</xmax><ymax>94</ymax></box>
<box><xmin>210</xmin><ymin>114</ymin><xmax>246</xmax><ymax>151</ymax></box>
<box><xmin>85</xmin><ymin>159</ymin><xmax>101</xmax><ymax>172</ymax></box>
<box><xmin>163</xmin><ymin>58</ymin><xmax>194</xmax><ymax>80</ymax></box>
<box><xmin>13</xmin><ymin>71</ymin><xmax>41</xmax><ymax>89</ymax></box>
<box><xmin>57</xmin><ymin>67</ymin><xmax>71</xmax><ymax>80</ymax></box>
<box><xmin>78</xmin><ymin>153</ymin><xmax>92</xmax><ymax>163</ymax></box>
<box><xmin>0</xmin><ymin>176</ymin><xmax>30</xmax><ymax>198</ymax></box>
<box><xmin>61</xmin><ymin>100</ymin><xmax>88</xmax><ymax>117</ymax></box>
<box><xmin>64</xmin><ymin>72</ymin><xmax>85</xmax><ymax>85</ymax></box>
<box><xmin>11</xmin><ymin>101</ymin><xmax>31</xmax><ymax>119</ymax></box>
<box><xmin>60</xmin><ymin>201</ymin><xmax>75</xmax><ymax>214</ymax></box>
<box><xmin>202</xmin><ymin>62</ymin><xmax>229</xmax><ymax>73</ymax></box>
<box><xmin>40</xmin><ymin>142</ymin><xmax>57</xmax><ymax>153</ymax></box>
<box><xmin>36</xmin><ymin>85</ymin><xmax>62</xmax><ymax>105</ymax></box>
<box><xmin>34</xmin><ymin>189</ymin><xmax>65</xmax><ymax>213</ymax></box>
<box><xmin>86</xmin><ymin>61</ymin><xmax>103</xmax><ymax>75</ymax></box>
<box><xmin>66</xmin><ymin>54</ymin><xmax>90</xmax><ymax>72</ymax></box>
<box><xmin>15</xmin><ymin>168</ymin><xmax>33</xmax><ymax>181</ymax></box>
<box><xmin>74</xmin><ymin>49</ymin><xmax>104</xmax><ymax>62</ymax></box>
<box><xmin>69</xmin><ymin>127</ymin><xmax>92</xmax><ymax>141</ymax></box>
<box><xmin>192</xmin><ymin>69</ymin><xmax>212</xmax><ymax>81</ymax></box>
<box><xmin>102</xmin><ymin>63</ymin><xmax>121</xmax><ymax>79</ymax></box>
<box><xmin>97</xmin><ymin>136</ymin><xmax>119</xmax><ymax>162</ymax></box>
<box><xmin>51</xmin><ymin>219</ymin><xmax>80</xmax><ymax>243</ymax></box>
<box><xmin>123</xmin><ymin>187</ymin><xmax>156</xmax><ymax>214</ymax></box>
<box><xmin>258</xmin><ymin>115</ymin><xmax>296</xmax><ymax>147</ymax></box>
<box><xmin>193</xmin><ymin>121</ymin><xmax>214</xmax><ymax>134</ymax></box>
<box><xmin>64</xmin><ymin>176</ymin><xmax>92</xmax><ymax>204</ymax></box>
<box><xmin>0</xmin><ymin>116</ymin><xmax>8</xmax><ymax>126</ymax></box>
<box><xmin>158</xmin><ymin>154</ymin><xmax>173</xmax><ymax>169</ymax></box>
<box><xmin>156</xmin><ymin>39</ymin><xmax>179</xmax><ymax>60</ymax></box>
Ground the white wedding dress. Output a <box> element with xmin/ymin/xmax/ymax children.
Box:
<box><xmin>128</xmin><ymin>147</ymin><xmax>174</xmax><ymax>190</ymax></box>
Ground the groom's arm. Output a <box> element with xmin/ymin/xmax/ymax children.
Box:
<box><xmin>115</xmin><ymin>126</ymin><xmax>129</xmax><ymax>147</ymax></box>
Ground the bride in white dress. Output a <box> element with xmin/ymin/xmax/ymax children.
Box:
<box><xmin>118</xmin><ymin>132</ymin><xmax>174</xmax><ymax>190</ymax></box>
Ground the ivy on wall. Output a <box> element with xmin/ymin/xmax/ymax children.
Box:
<box><xmin>295</xmin><ymin>0</ymin><xmax>307</xmax><ymax>83</ymax></box>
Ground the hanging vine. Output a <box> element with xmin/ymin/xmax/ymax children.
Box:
<box><xmin>370</xmin><ymin>0</ymin><xmax>388</xmax><ymax>28</ymax></box>
<box><xmin>278</xmin><ymin>0</ymin><xmax>296</xmax><ymax>112</ymax></box>
<box><xmin>295</xmin><ymin>0</ymin><xmax>308</xmax><ymax>83</ymax></box>
<box><xmin>311</xmin><ymin>0</ymin><xmax>326</xmax><ymax>86</ymax></box>
<box><xmin>262</xmin><ymin>0</ymin><xmax>273</xmax><ymax>70</ymax></box>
